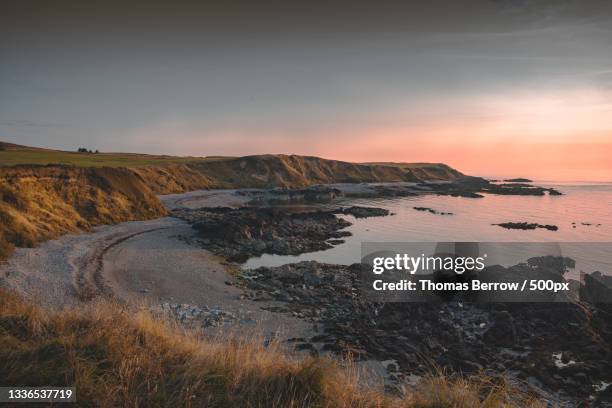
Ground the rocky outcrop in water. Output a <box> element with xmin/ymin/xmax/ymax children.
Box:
<box><xmin>241</xmin><ymin>186</ymin><xmax>342</xmax><ymax>204</ymax></box>
<box><xmin>413</xmin><ymin>206</ymin><xmax>453</xmax><ymax>215</ymax></box>
<box><xmin>339</xmin><ymin>206</ymin><xmax>390</xmax><ymax>218</ymax></box>
<box><xmin>493</xmin><ymin>222</ymin><xmax>559</xmax><ymax>231</ymax></box>
<box><xmin>233</xmin><ymin>177</ymin><xmax>563</xmax><ymax>206</ymax></box>
<box><xmin>483</xmin><ymin>183</ymin><xmax>562</xmax><ymax>196</ymax></box>
<box><xmin>417</xmin><ymin>178</ymin><xmax>562</xmax><ymax>197</ymax></box>
<box><xmin>503</xmin><ymin>178</ymin><xmax>533</xmax><ymax>183</ymax></box>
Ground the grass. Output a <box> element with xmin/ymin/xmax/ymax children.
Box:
<box><xmin>0</xmin><ymin>144</ymin><xmax>232</xmax><ymax>168</ymax></box>
<box><xmin>0</xmin><ymin>142</ymin><xmax>456</xmax><ymax>173</ymax></box>
<box><xmin>0</xmin><ymin>288</ymin><xmax>546</xmax><ymax>408</ymax></box>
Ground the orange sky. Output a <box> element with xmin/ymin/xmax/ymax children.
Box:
<box><xmin>120</xmin><ymin>89</ymin><xmax>612</xmax><ymax>181</ymax></box>
<box><xmin>3</xmin><ymin>0</ymin><xmax>612</xmax><ymax>182</ymax></box>
<box><xmin>331</xmin><ymin>90</ymin><xmax>612</xmax><ymax>181</ymax></box>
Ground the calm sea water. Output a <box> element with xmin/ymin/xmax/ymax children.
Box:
<box><xmin>244</xmin><ymin>182</ymin><xmax>612</xmax><ymax>276</ymax></box>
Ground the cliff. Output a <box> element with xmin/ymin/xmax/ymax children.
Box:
<box><xmin>134</xmin><ymin>155</ymin><xmax>464</xmax><ymax>193</ymax></box>
<box><xmin>198</xmin><ymin>155</ymin><xmax>459</xmax><ymax>188</ymax></box>
<box><xmin>0</xmin><ymin>165</ymin><xmax>167</xmax><ymax>260</ymax></box>
<box><xmin>0</xmin><ymin>142</ymin><xmax>465</xmax><ymax>260</ymax></box>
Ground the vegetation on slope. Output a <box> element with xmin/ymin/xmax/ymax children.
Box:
<box><xmin>0</xmin><ymin>165</ymin><xmax>167</xmax><ymax>260</ymax></box>
<box><xmin>0</xmin><ymin>288</ymin><xmax>544</xmax><ymax>408</ymax></box>
<box><xmin>0</xmin><ymin>142</ymin><xmax>465</xmax><ymax>260</ymax></box>
<box><xmin>0</xmin><ymin>142</ymin><xmax>463</xmax><ymax>191</ymax></box>
<box><xmin>0</xmin><ymin>141</ymin><xmax>219</xmax><ymax>167</ymax></box>
<box><xmin>189</xmin><ymin>155</ymin><xmax>462</xmax><ymax>189</ymax></box>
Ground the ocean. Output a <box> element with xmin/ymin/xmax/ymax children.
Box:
<box><xmin>244</xmin><ymin>182</ymin><xmax>612</xmax><ymax>278</ymax></box>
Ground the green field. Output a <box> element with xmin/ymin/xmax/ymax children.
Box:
<box><xmin>0</xmin><ymin>143</ymin><xmax>232</xmax><ymax>167</ymax></box>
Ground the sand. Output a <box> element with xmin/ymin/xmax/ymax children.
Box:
<box><xmin>0</xmin><ymin>189</ymin><xmax>309</xmax><ymax>338</ymax></box>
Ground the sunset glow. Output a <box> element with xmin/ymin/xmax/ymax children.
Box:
<box><xmin>115</xmin><ymin>88</ymin><xmax>612</xmax><ymax>181</ymax></box>
<box><xmin>2</xmin><ymin>1</ymin><xmax>612</xmax><ymax>181</ymax></box>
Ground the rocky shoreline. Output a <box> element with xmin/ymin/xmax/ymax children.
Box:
<box><xmin>172</xmin><ymin>205</ymin><xmax>389</xmax><ymax>262</ymax></box>
<box><xmin>238</xmin><ymin>260</ymin><xmax>611</xmax><ymax>404</ymax></box>
<box><xmin>417</xmin><ymin>178</ymin><xmax>562</xmax><ymax>197</ymax></box>
<box><xmin>166</xmin><ymin>183</ymin><xmax>611</xmax><ymax>405</ymax></box>
<box><xmin>232</xmin><ymin>178</ymin><xmax>563</xmax><ymax>205</ymax></box>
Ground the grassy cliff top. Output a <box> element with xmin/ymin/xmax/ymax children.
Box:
<box><xmin>0</xmin><ymin>141</ymin><xmax>233</xmax><ymax>167</ymax></box>
<box><xmin>0</xmin><ymin>141</ymin><xmax>455</xmax><ymax>174</ymax></box>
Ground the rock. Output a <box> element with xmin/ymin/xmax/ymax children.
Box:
<box><xmin>338</xmin><ymin>206</ymin><xmax>390</xmax><ymax>218</ymax></box>
<box><xmin>504</xmin><ymin>178</ymin><xmax>533</xmax><ymax>183</ymax></box>
<box><xmin>303</xmin><ymin>269</ymin><xmax>322</xmax><ymax>286</ymax></box>
<box><xmin>492</xmin><ymin>222</ymin><xmax>559</xmax><ymax>231</ymax></box>
<box><xmin>245</xmin><ymin>186</ymin><xmax>343</xmax><ymax>205</ymax></box>
<box><xmin>240</xmin><ymin>258</ymin><xmax>611</xmax><ymax>404</ymax></box>
<box><xmin>580</xmin><ymin>271</ymin><xmax>612</xmax><ymax>304</ymax></box>
<box><xmin>482</xmin><ymin>184</ymin><xmax>562</xmax><ymax>196</ymax></box>
<box><xmin>413</xmin><ymin>206</ymin><xmax>453</xmax><ymax>215</ymax></box>
<box><xmin>526</xmin><ymin>256</ymin><xmax>575</xmax><ymax>273</ymax></box>
<box><xmin>483</xmin><ymin>310</ymin><xmax>517</xmax><ymax>347</ymax></box>
<box><xmin>381</xmin><ymin>359</ymin><xmax>399</xmax><ymax>371</ymax></box>
<box><xmin>172</xmin><ymin>206</ymin><xmax>370</xmax><ymax>261</ymax></box>
<box><xmin>157</xmin><ymin>302</ymin><xmax>239</xmax><ymax>328</ymax></box>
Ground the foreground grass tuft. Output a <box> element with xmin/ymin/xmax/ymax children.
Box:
<box><xmin>0</xmin><ymin>289</ymin><xmax>545</xmax><ymax>407</ymax></box>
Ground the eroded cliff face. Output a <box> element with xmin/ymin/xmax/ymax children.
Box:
<box><xmin>135</xmin><ymin>155</ymin><xmax>465</xmax><ymax>193</ymax></box>
<box><xmin>129</xmin><ymin>164</ymin><xmax>217</xmax><ymax>194</ymax></box>
<box><xmin>120</xmin><ymin>156</ymin><xmax>465</xmax><ymax>197</ymax></box>
<box><xmin>0</xmin><ymin>166</ymin><xmax>167</xmax><ymax>260</ymax></box>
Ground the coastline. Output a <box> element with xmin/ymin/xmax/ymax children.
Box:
<box><xmin>2</xmin><ymin>184</ymin><xmax>611</xmax><ymax>405</ymax></box>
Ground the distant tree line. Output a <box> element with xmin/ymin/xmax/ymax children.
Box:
<box><xmin>77</xmin><ymin>147</ymin><xmax>99</xmax><ymax>153</ymax></box>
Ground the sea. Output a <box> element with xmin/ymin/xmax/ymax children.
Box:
<box><xmin>243</xmin><ymin>181</ymin><xmax>612</xmax><ymax>279</ymax></box>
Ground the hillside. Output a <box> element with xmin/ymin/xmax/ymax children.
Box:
<box><xmin>0</xmin><ymin>141</ymin><xmax>222</xmax><ymax>167</ymax></box>
<box><xmin>0</xmin><ymin>165</ymin><xmax>167</xmax><ymax>260</ymax></box>
<box><xmin>0</xmin><ymin>287</ymin><xmax>543</xmax><ymax>407</ymax></box>
<box><xmin>187</xmin><ymin>155</ymin><xmax>462</xmax><ymax>188</ymax></box>
<box><xmin>0</xmin><ymin>142</ymin><xmax>465</xmax><ymax>260</ymax></box>
<box><xmin>0</xmin><ymin>142</ymin><xmax>463</xmax><ymax>191</ymax></box>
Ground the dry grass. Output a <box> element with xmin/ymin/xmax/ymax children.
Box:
<box><xmin>0</xmin><ymin>166</ymin><xmax>168</xmax><ymax>261</ymax></box>
<box><xmin>0</xmin><ymin>143</ymin><xmax>465</xmax><ymax>261</ymax></box>
<box><xmin>0</xmin><ymin>142</ymin><xmax>218</xmax><ymax>168</ymax></box>
<box><xmin>0</xmin><ymin>289</ymin><xmax>547</xmax><ymax>408</ymax></box>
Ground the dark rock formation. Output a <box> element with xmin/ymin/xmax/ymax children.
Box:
<box><xmin>581</xmin><ymin>272</ymin><xmax>612</xmax><ymax>304</ymax></box>
<box><xmin>504</xmin><ymin>178</ymin><xmax>533</xmax><ymax>183</ymax></box>
<box><xmin>482</xmin><ymin>183</ymin><xmax>562</xmax><ymax>196</ymax></box>
<box><xmin>339</xmin><ymin>206</ymin><xmax>390</xmax><ymax>218</ymax></box>
<box><xmin>423</xmin><ymin>177</ymin><xmax>562</xmax><ymax>197</ymax></box>
<box><xmin>243</xmin><ymin>186</ymin><xmax>342</xmax><ymax>204</ymax></box>
<box><xmin>346</xmin><ymin>185</ymin><xmax>419</xmax><ymax>198</ymax></box>
<box><xmin>413</xmin><ymin>206</ymin><xmax>453</xmax><ymax>215</ymax></box>
<box><xmin>493</xmin><ymin>222</ymin><xmax>559</xmax><ymax>231</ymax></box>
<box><xmin>172</xmin><ymin>206</ymin><xmax>389</xmax><ymax>262</ymax></box>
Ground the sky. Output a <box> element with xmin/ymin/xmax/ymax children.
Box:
<box><xmin>1</xmin><ymin>0</ymin><xmax>611</xmax><ymax>181</ymax></box>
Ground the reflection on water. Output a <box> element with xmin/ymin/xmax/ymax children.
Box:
<box><xmin>244</xmin><ymin>182</ymin><xmax>612</xmax><ymax>276</ymax></box>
